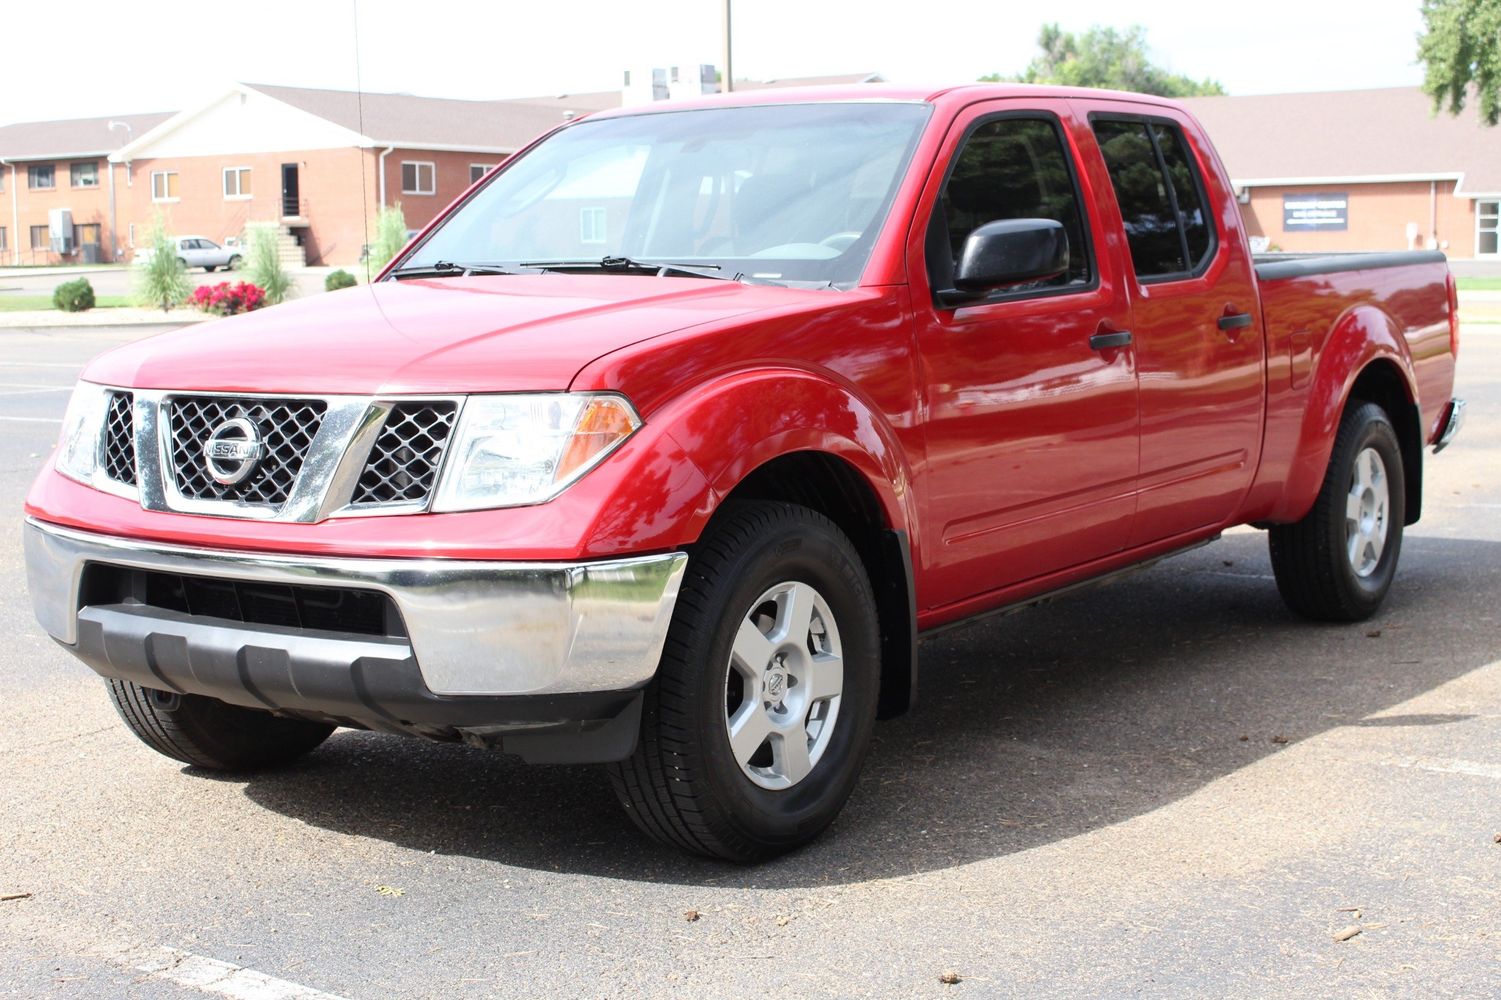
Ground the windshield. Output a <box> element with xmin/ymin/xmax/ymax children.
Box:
<box><xmin>399</xmin><ymin>102</ymin><xmax>931</xmax><ymax>288</ymax></box>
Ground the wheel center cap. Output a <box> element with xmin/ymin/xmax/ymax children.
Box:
<box><xmin>764</xmin><ymin>668</ymin><xmax>787</xmax><ymax>702</ymax></box>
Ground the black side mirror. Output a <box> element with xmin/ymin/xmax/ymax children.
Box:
<box><xmin>940</xmin><ymin>218</ymin><xmax>1069</xmax><ymax>306</ymax></box>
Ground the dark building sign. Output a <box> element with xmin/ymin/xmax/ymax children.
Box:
<box><xmin>1283</xmin><ymin>192</ymin><xmax>1349</xmax><ymax>231</ymax></box>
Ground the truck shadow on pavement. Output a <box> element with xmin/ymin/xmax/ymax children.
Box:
<box><xmin>235</xmin><ymin>530</ymin><xmax>1501</xmax><ymax>886</ymax></box>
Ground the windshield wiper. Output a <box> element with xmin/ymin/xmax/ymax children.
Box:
<box><xmin>519</xmin><ymin>256</ymin><xmax>734</xmax><ymax>280</ymax></box>
<box><xmin>388</xmin><ymin>260</ymin><xmax>522</xmax><ymax>279</ymax></box>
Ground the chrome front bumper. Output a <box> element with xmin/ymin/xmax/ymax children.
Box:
<box><xmin>1434</xmin><ymin>397</ymin><xmax>1465</xmax><ymax>453</ymax></box>
<box><xmin>23</xmin><ymin>517</ymin><xmax>686</xmax><ymax>698</ymax></box>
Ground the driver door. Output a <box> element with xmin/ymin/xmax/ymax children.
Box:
<box><xmin>913</xmin><ymin>100</ymin><xmax>1141</xmax><ymax>611</ymax></box>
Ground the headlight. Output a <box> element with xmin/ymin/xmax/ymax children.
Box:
<box><xmin>55</xmin><ymin>381</ymin><xmax>110</xmax><ymax>485</ymax></box>
<box><xmin>432</xmin><ymin>393</ymin><xmax>641</xmax><ymax>511</ymax></box>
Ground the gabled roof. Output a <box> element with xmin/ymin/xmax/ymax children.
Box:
<box><xmin>1181</xmin><ymin>87</ymin><xmax>1501</xmax><ymax>196</ymax></box>
<box><xmin>733</xmin><ymin>72</ymin><xmax>885</xmax><ymax>91</ymax></box>
<box><xmin>0</xmin><ymin>111</ymin><xmax>173</xmax><ymax>162</ymax></box>
<box><xmin>245</xmin><ymin>83</ymin><xmax>577</xmax><ymax>151</ymax></box>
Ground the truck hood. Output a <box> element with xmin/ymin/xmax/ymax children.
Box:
<box><xmin>84</xmin><ymin>275</ymin><xmax>796</xmax><ymax>394</ymax></box>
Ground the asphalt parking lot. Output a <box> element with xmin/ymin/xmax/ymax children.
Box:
<box><xmin>0</xmin><ymin>323</ymin><xmax>1497</xmax><ymax>998</ymax></box>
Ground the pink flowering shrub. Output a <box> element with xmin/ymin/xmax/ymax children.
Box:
<box><xmin>189</xmin><ymin>281</ymin><xmax>267</xmax><ymax>316</ymax></box>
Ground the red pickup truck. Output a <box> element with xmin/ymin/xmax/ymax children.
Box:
<box><xmin>24</xmin><ymin>84</ymin><xmax>1463</xmax><ymax>861</ymax></box>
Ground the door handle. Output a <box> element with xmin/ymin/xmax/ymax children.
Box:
<box><xmin>1217</xmin><ymin>312</ymin><xmax>1253</xmax><ymax>331</ymax></box>
<box><xmin>1089</xmin><ymin>331</ymin><xmax>1133</xmax><ymax>350</ymax></box>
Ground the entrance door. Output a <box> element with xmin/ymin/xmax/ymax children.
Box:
<box><xmin>281</xmin><ymin>163</ymin><xmax>301</xmax><ymax>217</ymax></box>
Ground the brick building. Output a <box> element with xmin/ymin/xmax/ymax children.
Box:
<box><xmin>0</xmin><ymin>111</ymin><xmax>171</xmax><ymax>265</ymax></box>
<box><xmin>1183</xmin><ymin>87</ymin><xmax>1501</xmax><ymax>258</ymax></box>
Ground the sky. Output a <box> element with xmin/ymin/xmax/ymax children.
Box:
<box><xmin>3</xmin><ymin>0</ymin><xmax>1430</xmax><ymax>125</ymax></box>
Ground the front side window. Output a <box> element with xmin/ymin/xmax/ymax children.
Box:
<box><xmin>70</xmin><ymin>161</ymin><xmax>99</xmax><ymax>188</ymax></box>
<box><xmin>223</xmin><ymin>166</ymin><xmax>251</xmax><ymax>199</ymax></box>
<box><xmin>403</xmin><ymin>102</ymin><xmax>931</xmax><ymax>288</ymax></box>
<box><xmin>928</xmin><ymin>115</ymin><xmax>1092</xmax><ymax>296</ymax></box>
<box><xmin>1092</xmin><ymin>117</ymin><xmax>1215</xmax><ymax>280</ymax></box>
<box><xmin>402</xmin><ymin>161</ymin><xmax>436</xmax><ymax>195</ymax></box>
<box><xmin>151</xmin><ymin>170</ymin><xmax>179</xmax><ymax>201</ymax></box>
<box><xmin>28</xmin><ymin>165</ymin><xmax>55</xmax><ymax>190</ymax></box>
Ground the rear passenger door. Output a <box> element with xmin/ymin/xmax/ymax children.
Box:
<box><xmin>911</xmin><ymin>100</ymin><xmax>1141</xmax><ymax>611</ymax></box>
<box><xmin>1076</xmin><ymin>103</ymin><xmax>1266</xmax><ymax>546</ymax></box>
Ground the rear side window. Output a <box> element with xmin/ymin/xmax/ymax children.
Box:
<box><xmin>928</xmin><ymin>116</ymin><xmax>1092</xmax><ymax>295</ymax></box>
<box><xmin>1091</xmin><ymin>118</ymin><xmax>1215</xmax><ymax>280</ymax></box>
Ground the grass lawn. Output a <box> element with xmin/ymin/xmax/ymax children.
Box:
<box><xmin>0</xmin><ymin>295</ymin><xmax>133</xmax><ymax>312</ymax></box>
<box><xmin>1455</xmin><ymin>277</ymin><xmax>1501</xmax><ymax>291</ymax></box>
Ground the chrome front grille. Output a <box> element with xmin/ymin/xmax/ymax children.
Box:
<box><xmin>167</xmin><ymin>396</ymin><xmax>327</xmax><ymax>506</ymax></box>
<box><xmin>85</xmin><ymin>388</ymin><xmax>465</xmax><ymax>522</ymax></box>
<box><xmin>351</xmin><ymin>402</ymin><xmax>458</xmax><ymax>506</ymax></box>
<box><xmin>102</xmin><ymin>391</ymin><xmax>136</xmax><ymax>485</ymax></box>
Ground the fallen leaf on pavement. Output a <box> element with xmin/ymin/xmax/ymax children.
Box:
<box><xmin>939</xmin><ymin>970</ymin><xmax>963</xmax><ymax>985</ymax></box>
<box><xmin>1</xmin><ymin>893</ymin><xmax>31</xmax><ymax>902</ymax></box>
<box><xmin>375</xmin><ymin>885</ymin><xmax>404</xmax><ymax>897</ymax></box>
<box><xmin>683</xmin><ymin>909</ymin><xmax>700</xmax><ymax>922</ymax></box>
<box><xmin>1334</xmin><ymin>925</ymin><xmax>1362</xmax><ymax>942</ymax></box>
<box><xmin>1270</xmin><ymin>735</ymin><xmax>1289</xmax><ymax>745</ymax></box>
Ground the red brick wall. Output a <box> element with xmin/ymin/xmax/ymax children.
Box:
<box><xmin>1240</xmin><ymin>180</ymin><xmax>1476</xmax><ymax>257</ymax></box>
<box><xmin>108</xmin><ymin>146</ymin><xmax>506</xmax><ymax>267</ymax></box>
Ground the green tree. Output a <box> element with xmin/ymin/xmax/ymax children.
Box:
<box><xmin>131</xmin><ymin>214</ymin><xmax>192</xmax><ymax>312</ymax></box>
<box><xmin>983</xmin><ymin>23</ymin><xmax>1226</xmax><ymax>97</ymax></box>
<box><xmin>365</xmin><ymin>203</ymin><xmax>409</xmax><ymax>279</ymax></box>
<box><xmin>1418</xmin><ymin>0</ymin><xmax>1501</xmax><ymax>125</ymax></box>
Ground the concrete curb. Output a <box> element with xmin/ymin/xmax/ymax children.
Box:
<box><xmin>0</xmin><ymin>308</ymin><xmax>211</xmax><ymax>329</ymax></box>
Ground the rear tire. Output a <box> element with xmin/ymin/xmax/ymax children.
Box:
<box><xmin>1269</xmin><ymin>401</ymin><xmax>1405</xmax><ymax>621</ymax></box>
<box><xmin>107</xmin><ymin>680</ymin><xmax>334</xmax><ymax>770</ymax></box>
<box><xmin>608</xmin><ymin>501</ymin><xmax>880</xmax><ymax>861</ymax></box>
<box><xmin>227</xmin><ymin>255</ymin><xmax>241</xmax><ymax>271</ymax></box>
<box><xmin>204</xmin><ymin>265</ymin><xmax>217</xmax><ymax>273</ymax></box>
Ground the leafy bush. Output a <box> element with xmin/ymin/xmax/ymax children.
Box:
<box><xmin>189</xmin><ymin>281</ymin><xmax>266</xmax><ymax>316</ymax></box>
<box><xmin>325</xmin><ymin>269</ymin><xmax>358</xmax><ymax>291</ymax></box>
<box><xmin>365</xmin><ymin>203</ymin><xmax>409</xmax><ymax>278</ymax></box>
<box><xmin>244</xmin><ymin>224</ymin><xmax>292</xmax><ymax>305</ymax></box>
<box><xmin>132</xmin><ymin>215</ymin><xmax>192</xmax><ymax>311</ymax></box>
<box><xmin>52</xmin><ymin>278</ymin><xmax>96</xmax><ymax>312</ymax></box>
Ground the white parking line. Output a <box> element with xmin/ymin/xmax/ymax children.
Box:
<box><xmin>113</xmin><ymin>945</ymin><xmax>351</xmax><ymax>1000</ymax></box>
<box><xmin>0</xmin><ymin>415</ymin><xmax>62</xmax><ymax>423</ymax></box>
<box><xmin>0</xmin><ymin>385</ymin><xmax>73</xmax><ymax>396</ymax></box>
<box><xmin>0</xmin><ymin>361</ymin><xmax>86</xmax><ymax>369</ymax></box>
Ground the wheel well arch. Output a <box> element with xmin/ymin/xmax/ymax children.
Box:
<box><xmin>1347</xmin><ymin>359</ymin><xmax>1423</xmax><ymax>525</ymax></box>
<box><xmin>716</xmin><ymin>451</ymin><xmax>917</xmax><ymax>719</ymax></box>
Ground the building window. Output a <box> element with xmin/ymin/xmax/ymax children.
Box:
<box><xmin>1477</xmin><ymin>200</ymin><xmax>1499</xmax><ymax>256</ymax></box>
<box><xmin>74</xmin><ymin>223</ymin><xmax>101</xmax><ymax>247</ymax></box>
<box><xmin>0</xmin><ymin>227</ymin><xmax>6</xmax><ymax>251</ymax></box>
<box><xmin>401</xmin><ymin>161</ymin><xmax>435</xmax><ymax>195</ymax></box>
<box><xmin>28</xmin><ymin>165</ymin><xmax>55</xmax><ymax>190</ymax></box>
<box><xmin>580</xmin><ymin>206</ymin><xmax>608</xmax><ymax>244</ymax></box>
<box><xmin>0</xmin><ymin>171</ymin><xmax>5</xmax><ymax>193</ymax></box>
<box><xmin>151</xmin><ymin>170</ymin><xmax>179</xmax><ymax>202</ymax></box>
<box><xmin>70</xmin><ymin>161</ymin><xmax>99</xmax><ymax>188</ymax></box>
<box><xmin>223</xmin><ymin>166</ymin><xmax>252</xmax><ymax>199</ymax></box>
<box><xmin>128</xmin><ymin>223</ymin><xmax>136</xmax><ymax>246</ymax></box>
<box><xmin>469</xmin><ymin>163</ymin><xmax>495</xmax><ymax>184</ymax></box>
<box><xmin>30</xmin><ymin>225</ymin><xmax>50</xmax><ymax>250</ymax></box>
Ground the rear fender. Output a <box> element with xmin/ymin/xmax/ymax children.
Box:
<box><xmin>1269</xmin><ymin>303</ymin><xmax>1418</xmax><ymax>524</ymax></box>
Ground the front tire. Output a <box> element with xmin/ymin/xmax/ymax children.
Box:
<box><xmin>609</xmin><ymin>501</ymin><xmax>880</xmax><ymax>861</ymax></box>
<box><xmin>1269</xmin><ymin>401</ymin><xmax>1405</xmax><ymax>621</ymax></box>
<box><xmin>107</xmin><ymin>680</ymin><xmax>334</xmax><ymax>770</ymax></box>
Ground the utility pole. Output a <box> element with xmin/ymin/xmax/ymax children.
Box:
<box><xmin>106</xmin><ymin>121</ymin><xmax>133</xmax><ymax>264</ymax></box>
<box><xmin>721</xmin><ymin>0</ymin><xmax>733</xmax><ymax>93</ymax></box>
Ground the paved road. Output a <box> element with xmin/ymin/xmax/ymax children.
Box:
<box><xmin>1</xmin><ymin>325</ymin><xmax>1497</xmax><ymax>998</ymax></box>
